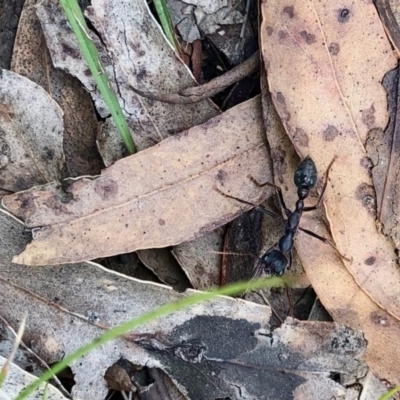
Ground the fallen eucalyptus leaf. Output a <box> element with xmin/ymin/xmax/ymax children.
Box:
<box><xmin>3</xmin><ymin>97</ymin><xmax>272</xmax><ymax>265</ymax></box>
<box><xmin>260</xmin><ymin>25</ymin><xmax>400</xmax><ymax>385</ymax></box>
<box><xmin>261</xmin><ymin>0</ymin><xmax>400</xmax><ymax>321</ymax></box>
<box><xmin>11</xmin><ymin>0</ymin><xmax>103</xmax><ymax>177</ymax></box>
<box><xmin>0</xmin><ymin>70</ymin><xmax>64</xmax><ymax>192</ymax></box>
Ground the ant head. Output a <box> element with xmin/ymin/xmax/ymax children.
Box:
<box><xmin>261</xmin><ymin>249</ymin><xmax>287</xmax><ymax>276</ymax></box>
<box><xmin>294</xmin><ymin>156</ymin><xmax>317</xmax><ymax>190</ymax></box>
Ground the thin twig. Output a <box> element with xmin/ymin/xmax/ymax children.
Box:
<box><xmin>130</xmin><ymin>51</ymin><xmax>260</xmax><ymax>104</ymax></box>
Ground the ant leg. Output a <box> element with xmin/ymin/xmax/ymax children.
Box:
<box><xmin>298</xmin><ymin>227</ymin><xmax>351</xmax><ymax>262</ymax></box>
<box><xmin>303</xmin><ymin>156</ymin><xmax>337</xmax><ymax>212</ymax></box>
<box><xmin>215</xmin><ymin>188</ymin><xmax>283</xmax><ymax>222</ymax></box>
<box><xmin>287</xmin><ymin>251</ymin><xmax>293</xmax><ymax>270</ymax></box>
<box><xmin>250</xmin><ymin>261</ymin><xmax>264</xmax><ymax>282</ymax></box>
<box><xmin>248</xmin><ymin>176</ymin><xmax>291</xmax><ymax>215</ymax></box>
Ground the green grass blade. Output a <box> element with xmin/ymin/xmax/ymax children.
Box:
<box><xmin>59</xmin><ymin>0</ymin><xmax>136</xmax><ymax>154</ymax></box>
<box><xmin>15</xmin><ymin>277</ymin><xmax>284</xmax><ymax>399</ymax></box>
<box><xmin>379</xmin><ymin>385</ymin><xmax>400</xmax><ymax>400</ymax></box>
<box><xmin>153</xmin><ymin>0</ymin><xmax>180</xmax><ymax>51</ymax></box>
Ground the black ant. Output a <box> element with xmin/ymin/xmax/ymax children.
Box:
<box><xmin>218</xmin><ymin>156</ymin><xmax>337</xmax><ymax>277</ymax></box>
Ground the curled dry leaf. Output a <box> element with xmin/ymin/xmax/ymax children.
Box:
<box><xmin>261</xmin><ymin>1</ymin><xmax>400</xmax><ymax>320</ymax></box>
<box><xmin>11</xmin><ymin>0</ymin><xmax>103</xmax><ymax>177</ymax></box>
<box><xmin>3</xmin><ymin>98</ymin><xmax>272</xmax><ymax>265</ymax></box>
<box><xmin>0</xmin><ymin>70</ymin><xmax>64</xmax><ymax>193</ymax></box>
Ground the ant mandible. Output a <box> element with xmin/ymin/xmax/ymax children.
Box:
<box><xmin>218</xmin><ymin>156</ymin><xmax>336</xmax><ymax>277</ymax></box>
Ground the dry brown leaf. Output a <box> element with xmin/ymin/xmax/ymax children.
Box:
<box><xmin>261</xmin><ymin>0</ymin><xmax>400</xmax><ymax>321</ymax></box>
<box><xmin>261</xmin><ymin>80</ymin><xmax>400</xmax><ymax>383</ymax></box>
<box><xmin>3</xmin><ymin>98</ymin><xmax>272</xmax><ymax>265</ymax></box>
<box><xmin>36</xmin><ymin>0</ymin><xmax>218</xmax><ymax>159</ymax></box>
<box><xmin>0</xmin><ymin>70</ymin><xmax>64</xmax><ymax>192</ymax></box>
<box><xmin>172</xmin><ymin>228</ymin><xmax>225</xmax><ymax>290</ymax></box>
<box><xmin>136</xmin><ymin>248</ymin><xmax>191</xmax><ymax>291</ymax></box>
<box><xmin>11</xmin><ymin>0</ymin><xmax>103</xmax><ymax>177</ymax></box>
<box><xmin>367</xmin><ymin>68</ymin><xmax>400</xmax><ymax>250</ymax></box>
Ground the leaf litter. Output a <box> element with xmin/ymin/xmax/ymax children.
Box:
<box><xmin>35</xmin><ymin>0</ymin><xmax>218</xmax><ymax>159</ymax></box>
<box><xmin>3</xmin><ymin>97</ymin><xmax>272</xmax><ymax>265</ymax></box>
<box><xmin>0</xmin><ymin>209</ymin><xmax>368</xmax><ymax>399</ymax></box>
<box><xmin>0</xmin><ymin>70</ymin><xmax>64</xmax><ymax>193</ymax></box>
<box><xmin>261</xmin><ymin>0</ymin><xmax>400</xmax><ymax>320</ymax></box>
<box><xmin>11</xmin><ymin>0</ymin><xmax>103</xmax><ymax>177</ymax></box>
<box><xmin>260</xmin><ymin>0</ymin><xmax>400</xmax><ymax>383</ymax></box>
<box><xmin>0</xmin><ymin>0</ymin><xmax>398</xmax><ymax>397</ymax></box>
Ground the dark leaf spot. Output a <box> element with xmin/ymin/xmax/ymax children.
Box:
<box><xmin>337</xmin><ymin>8</ymin><xmax>350</xmax><ymax>23</ymax></box>
<box><xmin>216</xmin><ymin>170</ymin><xmax>228</xmax><ymax>183</ymax></box>
<box><xmin>361</xmin><ymin>104</ymin><xmax>375</xmax><ymax>129</ymax></box>
<box><xmin>370</xmin><ymin>311</ymin><xmax>390</xmax><ymax>327</ymax></box>
<box><xmin>158</xmin><ymin>219</ymin><xmax>165</xmax><ymax>226</ymax></box>
<box><xmin>283</xmin><ymin>6</ymin><xmax>294</xmax><ymax>18</ymax></box>
<box><xmin>45</xmin><ymin>196</ymin><xmax>71</xmax><ymax>216</ymax></box>
<box><xmin>328</xmin><ymin>42</ymin><xmax>340</xmax><ymax>55</ymax></box>
<box><xmin>61</xmin><ymin>42</ymin><xmax>80</xmax><ymax>59</ymax></box>
<box><xmin>360</xmin><ymin>156</ymin><xmax>373</xmax><ymax>170</ymax></box>
<box><xmin>355</xmin><ymin>183</ymin><xmax>376</xmax><ymax>214</ymax></box>
<box><xmin>293</xmin><ymin>128</ymin><xmax>309</xmax><ymax>147</ymax></box>
<box><xmin>278</xmin><ymin>30</ymin><xmax>288</xmax><ymax>39</ymax></box>
<box><xmin>365</xmin><ymin>256</ymin><xmax>376</xmax><ymax>266</ymax></box>
<box><xmin>266</xmin><ymin>26</ymin><xmax>273</xmax><ymax>36</ymax></box>
<box><xmin>322</xmin><ymin>125</ymin><xmax>339</xmax><ymax>141</ymax></box>
<box><xmin>43</xmin><ymin>146</ymin><xmax>54</xmax><ymax>160</ymax></box>
<box><xmin>137</xmin><ymin>67</ymin><xmax>147</xmax><ymax>81</ymax></box>
<box><xmin>94</xmin><ymin>178</ymin><xmax>118</xmax><ymax>200</ymax></box>
<box><xmin>300</xmin><ymin>31</ymin><xmax>316</xmax><ymax>44</ymax></box>
<box><xmin>16</xmin><ymin>192</ymin><xmax>37</xmax><ymax>218</ymax></box>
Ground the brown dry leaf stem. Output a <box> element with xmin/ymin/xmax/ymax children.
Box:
<box><xmin>130</xmin><ymin>51</ymin><xmax>260</xmax><ymax>104</ymax></box>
